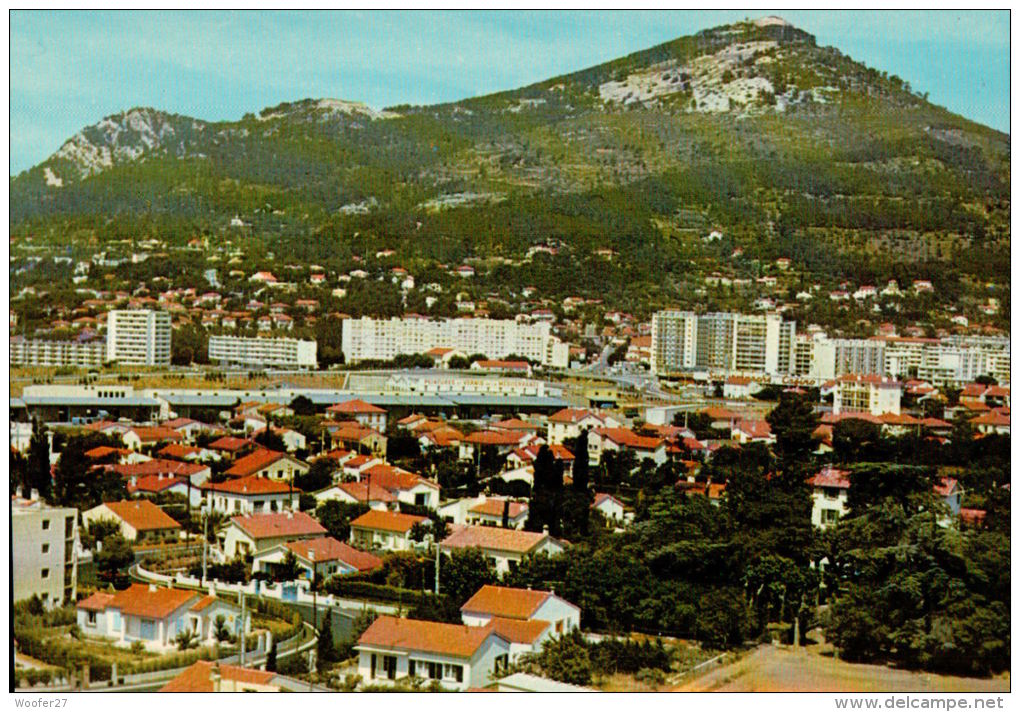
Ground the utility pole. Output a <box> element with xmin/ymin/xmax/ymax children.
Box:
<box><xmin>239</xmin><ymin>591</ymin><xmax>246</xmax><ymax>666</ymax></box>
<box><xmin>201</xmin><ymin>510</ymin><xmax>209</xmax><ymax>584</ymax></box>
<box><xmin>434</xmin><ymin>537</ymin><xmax>440</xmax><ymax>596</ymax></box>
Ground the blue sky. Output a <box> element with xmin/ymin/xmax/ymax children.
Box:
<box><xmin>9</xmin><ymin>10</ymin><xmax>1010</xmax><ymax>174</ymax></box>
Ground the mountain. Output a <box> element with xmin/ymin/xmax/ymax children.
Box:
<box><xmin>9</xmin><ymin>17</ymin><xmax>1010</xmax><ymax>315</ymax></box>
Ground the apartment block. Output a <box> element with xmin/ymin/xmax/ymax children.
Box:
<box><xmin>10</xmin><ymin>337</ymin><xmax>106</xmax><ymax>368</ymax></box>
<box><xmin>208</xmin><ymin>335</ymin><xmax>318</xmax><ymax>369</ymax></box>
<box><xmin>12</xmin><ymin>495</ymin><xmax>78</xmax><ymax>608</ymax></box>
<box><xmin>651</xmin><ymin>311</ymin><xmax>795</xmax><ymax>376</ymax></box>
<box><xmin>832</xmin><ymin>375</ymin><xmax>902</xmax><ymax>416</ymax></box>
<box><xmin>106</xmin><ymin>310</ymin><xmax>172</xmax><ymax>366</ymax></box>
<box><xmin>341</xmin><ymin>317</ymin><xmax>569</xmax><ymax>368</ymax></box>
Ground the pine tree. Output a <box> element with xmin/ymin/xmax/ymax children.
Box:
<box><xmin>317</xmin><ymin>609</ymin><xmax>336</xmax><ymax>664</ymax></box>
<box><xmin>26</xmin><ymin>418</ymin><xmax>51</xmax><ymax>499</ymax></box>
<box><xmin>265</xmin><ymin>641</ymin><xmax>278</xmax><ymax>672</ymax></box>
<box><xmin>572</xmin><ymin>429</ymin><xmax>590</xmax><ymax>492</ymax></box>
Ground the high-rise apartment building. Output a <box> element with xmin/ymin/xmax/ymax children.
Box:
<box><xmin>12</xmin><ymin>494</ymin><xmax>79</xmax><ymax>608</ymax></box>
<box><xmin>341</xmin><ymin>317</ymin><xmax>569</xmax><ymax>368</ymax></box>
<box><xmin>208</xmin><ymin>335</ymin><xmax>318</xmax><ymax>369</ymax></box>
<box><xmin>651</xmin><ymin>311</ymin><xmax>795</xmax><ymax>376</ymax></box>
<box><xmin>10</xmin><ymin>336</ymin><xmax>106</xmax><ymax>368</ymax></box>
<box><xmin>106</xmin><ymin>310</ymin><xmax>172</xmax><ymax>366</ymax></box>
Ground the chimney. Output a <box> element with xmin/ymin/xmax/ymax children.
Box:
<box><xmin>542</xmin><ymin>525</ymin><xmax>549</xmax><ymax>535</ymax></box>
<box><xmin>149</xmin><ymin>583</ymin><xmax>157</xmax><ymax>592</ymax></box>
<box><xmin>210</xmin><ymin>662</ymin><xmax>222</xmax><ymax>693</ymax></box>
<box><xmin>29</xmin><ymin>488</ymin><xmax>38</xmax><ymax>501</ymax></box>
<box><xmin>286</xmin><ymin>510</ymin><xmax>293</xmax><ymax>519</ymax></box>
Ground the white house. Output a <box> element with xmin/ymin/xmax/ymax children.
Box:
<box><xmin>440</xmin><ymin>525</ymin><xmax>565</xmax><ymax>576</ymax></box>
<box><xmin>222</xmin><ymin>510</ymin><xmax>326</xmax><ymax>559</ymax></box>
<box><xmin>327</xmin><ymin>399</ymin><xmax>387</xmax><ymax>431</ymax></box>
<box><xmin>588</xmin><ymin>427</ymin><xmax>667</xmax><ymax>466</ymax></box>
<box><xmin>807</xmin><ymin>466</ymin><xmax>851</xmax><ymax>529</ymax></box>
<box><xmin>224</xmin><ymin>449</ymin><xmax>309</xmax><ymax>482</ymax></box>
<box><xmin>349</xmin><ymin>510</ymin><xmax>427</xmax><ymax>552</ymax></box>
<box><xmin>832</xmin><ymin>375</ymin><xmax>902</xmax><ymax>416</ymax></box>
<box><xmin>76</xmin><ymin>584</ymin><xmax>246</xmax><ymax>652</ymax></box>
<box><xmin>82</xmin><ymin>500</ymin><xmax>181</xmax><ymax>544</ymax></box>
<box><xmin>592</xmin><ymin>493</ymin><xmax>630</xmax><ymax>524</ymax></box>
<box><xmin>465</xmin><ymin>497</ymin><xmax>529</xmax><ymax>529</ymax></box>
<box><xmin>545</xmin><ymin>408</ymin><xmax>620</xmax><ymax>446</ymax></box>
<box><xmin>314</xmin><ymin>481</ymin><xmax>398</xmax><ymax>511</ymax></box>
<box><xmin>252</xmin><ymin>536</ymin><xmax>382</xmax><ymax>581</ymax></box>
<box><xmin>460</xmin><ymin>585</ymin><xmax>581</xmax><ymax>642</ymax></box>
<box><xmin>202</xmin><ymin>476</ymin><xmax>299</xmax><ymax>516</ymax></box>
<box><xmin>356</xmin><ymin>616</ymin><xmax>510</xmax><ymax>691</ymax></box>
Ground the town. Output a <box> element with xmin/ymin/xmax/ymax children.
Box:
<box><xmin>11</xmin><ymin>298</ymin><xmax>1010</xmax><ymax>692</ymax></box>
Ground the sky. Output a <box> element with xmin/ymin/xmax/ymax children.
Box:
<box><xmin>9</xmin><ymin>10</ymin><xmax>1010</xmax><ymax>175</ymax></box>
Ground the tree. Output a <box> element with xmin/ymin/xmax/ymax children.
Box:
<box><xmin>175</xmin><ymin>628</ymin><xmax>198</xmax><ymax>650</ymax></box>
<box><xmin>572</xmin><ymin>430</ymin><xmax>590</xmax><ymax>492</ymax></box>
<box><xmin>94</xmin><ymin>533</ymin><xmax>134</xmax><ymax>580</ymax></box>
<box><xmin>295</xmin><ymin>458</ymin><xmax>336</xmax><ymax>493</ymax></box>
<box><xmin>26</xmin><ymin>419</ymin><xmax>51</xmax><ymax>499</ymax></box>
<box><xmin>317</xmin><ymin>608</ymin><xmax>337</xmax><ymax>664</ymax></box>
<box><xmin>171</xmin><ymin>323</ymin><xmax>208</xmax><ymax>365</ymax></box>
<box><xmin>276</xmin><ymin>550</ymin><xmax>300</xmax><ymax>582</ymax></box>
<box><xmin>832</xmin><ymin>418</ymin><xmax>885</xmax><ymax>463</ymax></box>
<box><xmin>316</xmin><ymin>500</ymin><xmax>368</xmax><ymax>541</ymax></box>
<box><xmin>766</xmin><ymin>392</ymin><xmax>819</xmax><ymax>472</ymax></box>
<box><xmin>447</xmin><ymin>355</ymin><xmax>470</xmax><ymax>369</ymax></box>
<box><xmin>525</xmin><ymin>445</ymin><xmax>564</xmax><ymax>536</ymax></box>
<box><xmin>265</xmin><ymin>641</ymin><xmax>278</xmax><ymax>672</ymax></box>
<box><xmin>290</xmin><ymin>395</ymin><xmax>317</xmax><ymax>417</ymax></box>
<box><xmin>213</xmin><ymin>614</ymin><xmax>234</xmax><ymax>643</ymax></box>
<box><xmin>533</xmin><ymin>629</ymin><xmax>592</xmax><ymax>686</ymax></box>
<box><xmin>439</xmin><ymin>548</ymin><xmax>497</xmax><ymax>607</ymax></box>
<box><xmin>253</xmin><ymin>428</ymin><xmax>286</xmax><ymax>452</ymax></box>
<box><xmin>51</xmin><ymin>435</ymin><xmax>127</xmax><ymax>511</ymax></box>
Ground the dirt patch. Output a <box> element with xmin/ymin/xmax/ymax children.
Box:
<box><xmin>674</xmin><ymin>645</ymin><xmax>1009</xmax><ymax>693</ymax></box>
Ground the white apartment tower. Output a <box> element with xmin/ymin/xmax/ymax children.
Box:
<box><xmin>341</xmin><ymin>317</ymin><xmax>569</xmax><ymax>368</ymax></box>
<box><xmin>652</xmin><ymin>311</ymin><xmax>795</xmax><ymax>376</ymax></box>
<box><xmin>208</xmin><ymin>335</ymin><xmax>318</xmax><ymax>369</ymax></box>
<box><xmin>106</xmin><ymin>310</ymin><xmax>172</xmax><ymax>366</ymax></box>
<box><xmin>12</xmin><ymin>495</ymin><xmax>79</xmax><ymax>608</ymax></box>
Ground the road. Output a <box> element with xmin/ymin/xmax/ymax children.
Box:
<box><xmin>674</xmin><ymin>644</ymin><xmax>1009</xmax><ymax>693</ymax></box>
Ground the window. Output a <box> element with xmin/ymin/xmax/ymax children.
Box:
<box><xmin>86</xmin><ymin>611</ymin><xmax>97</xmax><ymax>626</ymax></box>
<box><xmin>41</xmin><ymin>519</ymin><xmax>50</xmax><ymax>531</ymax></box>
<box><xmin>383</xmin><ymin>655</ymin><xmax>397</xmax><ymax>680</ymax></box>
<box><xmin>408</xmin><ymin>660</ymin><xmax>416</xmax><ymax>677</ymax></box>
<box><xmin>41</xmin><ymin>568</ymin><xmax>49</xmax><ymax>579</ymax></box>
<box><xmin>556</xmin><ymin>620</ymin><xmax>563</xmax><ymax>634</ymax></box>
<box><xmin>494</xmin><ymin>654</ymin><xmax>509</xmax><ymax>674</ymax></box>
<box><xmin>425</xmin><ymin>661</ymin><xmax>441</xmax><ymax>680</ymax></box>
<box><xmin>822</xmin><ymin>509</ymin><xmax>841</xmax><ymax>525</ymax></box>
<box><xmin>444</xmin><ymin>664</ymin><xmax>463</xmax><ymax>683</ymax></box>
<box><xmin>414</xmin><ymin>493</ymin><xmax>427</xmax><ymax>506</ymax></box>
<box><xmin>370</xmin><ymin>654</ymin><xmax>377</xmax><ymax>679</ymax></box>
<box><xmin>41</xmin><ymin>543</ymin><xmax>50</xmax><ymax>554</ymax></box>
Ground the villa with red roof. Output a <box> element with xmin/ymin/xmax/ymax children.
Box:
<box><xmin>440</xmin><ymin>525</ymin><xmax>565</xmax><ymax>576</ymax></box>
<box><xmin>807</xmin><ymin>466</ymin><xmax>851</xmax><ymax>528</ymax></box>
<box><xmin>202</xmin><ymin>475</ymin><xmax>299</xmax><ymax>516</ymax></box>
<box><xmin>546</xmin><ymin>408</ymin><xmax>621</xmax><ymax>445</ymax></box>
<box><xmin>588</xmin><ymin>427</ymin><xmax>667</xmax><ymax>465</ymax></box>
<box><xmin>160</xmin><ymin>661</ymin><xmax>281</xmax><ymax>693</ymax></box>
<box><xmin>82</xmin><ymin>500</ymin><xmax>181</xmax><ymax>544</ymax></box>
<box><xmin>224</xmin><ymin>448</ymin><xmax>309</xmax><ymax>482</ymax></box>
<box><xmin>223</xmin><ymin>510</ymin><xmax>327</xmax><ymax>559</ymax></box>
<box><xmin>465</xmin><ymin>497</ymin><xmax>529</xmax><ymax>529</ymax></box>
<box><xmin>359</xmin><ymin>464</ymin><xmax>441</xmax><ymax>510</ymax></box>
<box><xmin>122</xmin><ymin>426</ymin><xmax>184</xmax><ymax>451</ymax></box>
<box><xmin>349</xmin><ymin>510</ymin><xmax>428</xmax><ymax>553</ymax></box>
<box><xmin>592</xmin><ymin>492</ymin><xmax>630</xmax><ymax>524</ymax></box>
<box><xmin>77</xmin><ymin>584</ymin><xmax>244</xmax><ymax>651</ymax></box>
<box><xmin>356</xmin><ymin>615</ymin><xmax>510</xmax><ymax>690</ymax></box>
<box><xmin>314</xmin><ymin>480</ymin><xmax>398</xmax><ymax>511</ymax></box>
<box><xmin>252</xmin><ymin>536</ymin><xmax>383</xmax><ymax>581</ymax></box>
<box><xmin>328</xmin><ymin>398</ymin><xmax>387</xmax><ymax>431</ymax></box>
<box><xmin>460</xmin><ymin>584</ymin><xmax>580</xmax><ymax>646</ymax></box>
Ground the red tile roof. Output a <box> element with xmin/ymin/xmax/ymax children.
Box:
<box><xmin>208</xmin><ymin>436</ymin><xmax>253</xmax><ymax>452</ymax></box>
<box><xmin>484</xmin><ymin>616</ymin><xmax>549</xmax><ymax>644</ymax></box>
<box><xmin>547</xmin><ymin>408</ymin><xmax>600</xmax><ymax>424</ymax></box>
<box><xmin>328</xmin><ymin>398</ymin><xmax>386</xmax><ymax>414</ymax></box>
<box><xmin>333</xmin><ymin>481</ymin><xmax>397</xmax><ymax>504</ymax></box>
<box><xmin>594</xmin><ymin>427</ymin><xmax>663</xmax><ymax>451</ymax></box>
<box><xmin>285</xmin><ymin>537</ymin><xmax>383</xmax><ymax>572</ymax></box>
<box><xmin>202</xmin><ymin>475</ymin><xmax>297</xmax><ymax>496</ymax></box>
<box><xmin>441</xmin><ymin>525</ymin><xmax>554</xmax><ymax>555</ymax></box>
<box><xmin>160</xmin><ymin>661</ymin><xmax>277</xmax><ymax>692</ymax></box>
<box><xmin>358</xmin><ymin>616</ymin><xmax>503</xmax><ymax>659</ymax></box>
<box><xmin>225</xmin><ymin>449</ymin><xmax>300</xmax><ymax>477</ymax></box>
<box><xmin>465</xmin><ymin>429</ymin><xmax>527</xmax><ymax>446</ymax></box>
<box><xmin>231</xmin><ymin>511</ymin><xmax>325</xmax><ymax>540</ymax></box>
<box><xmin>76</xmin><ymin>591</ymin><xmax>116</xmax><ymax>611</ymax></box>
<box><xmin>807</xmin><ymin>466</ymin><xmax>851</xmax><ymax>489</ymax></box>
<box><xmin>112</xmin><ymin>459</ymin><xmax>206</xmax><ymax>479</ymax></box>
<box><xmin>127</xmin><ymin>475</ymin><xmax>187</xmax><ymax>495</ymax></box>
<box><xmin>78</xmin><ymin>584</ymin><xmax>198</xmax><ymax>619</ymax></box>
<box><xmin>461</xmin><ymin>585</ymin><xmax>554</xmax><ymax>619</ymax></box>
<box><xmin>350</xmin><ymin>510</ymin><xmax>425</xmax><ymax>534</ymax></box>
<box><xmin>469</xmin><ymin>498</ymin><xmax>528</xmax><ymax>519</ymax></box>
<box><xmin>101</xmin><ymin>500</ymin><xmax>181</xmax><ymax>531</ymax></box>
<box><xmin>158</xmin><ymin>443</ymin><xmax>203</xmax><ymax>459</ymax></box>
<box><xmin>129</xmin><ymin>426</ymin><xmax>183</xmax><ymax>443</ymax></box>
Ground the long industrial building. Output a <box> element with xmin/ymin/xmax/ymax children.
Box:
<box><xmin>341</xmin><ymin>317</ymin><xmax>570</xmax><ymax>368</ymax></box>
<box><xmin>208</xmin><ymin>335</ymin><xmax>318</xmax><ymax>369</ymax></box>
